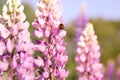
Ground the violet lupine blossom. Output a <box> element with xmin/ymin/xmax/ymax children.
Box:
<box><xmin>117</xmin><ymin>55</ymin><xmax>120</xmax><ymax>80</ymax></box>
<box><xmin>32</xmin><ymin>0</ymin><xmax>69</xmax><ymax>79</ymax></box>
<box><xmin>117</xmin><ymin>67</ymin><xmax>120</xmax><ymax>80</ymax></box>
<box><xmin>106</xmin><ymin>60</ymin><xmax>115</xmax><ymax>80</ymax></box>
<box><xmin>0</xmin><ymin>0</ymin><xmax>41</xmax><ymax>79</ymax></box>
<box><xmin>75</xmin><ymin>3</ymin><xmax>88</xmax><ymax>43</ymax></box>
<box><xmin>117</xmin><ymin>54</ymin><xmax>120</xmax><ymax>66</ymax></box>
<box><xmin>75</xmin><ymin>23</ymin><xmax>103</xmax><ymax>80</ymax></box>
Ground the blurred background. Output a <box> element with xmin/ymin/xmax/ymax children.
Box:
<box><xmin>0</xmin><ymin>0</ymin><xmax>120</xmax><ymax>80</ymax></box>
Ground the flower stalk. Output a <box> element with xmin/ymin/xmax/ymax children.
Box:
<box><xmin>0</xmin><ymin>0</ymin><xmax>36</xmax><ymax>79</ymax></box>
<box><xmin>32</xmin><ymin>0</ymin><xmax>69</xmax><ymax>79</ymax></box>
<box><xmin>75</xmin><ymin>23</ymin><xmax>103</xmax><ymax>80</ymax></box>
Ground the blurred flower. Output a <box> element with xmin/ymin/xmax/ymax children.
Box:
<box><xmin>32</xmin><ymin>0</ymin><xmax>68</xmax><ymax>79</ymax></box>
<box><xmin>75</xmin><ymin>2</ymin><xmax>88</xmax><ymax>43</ymax></box>
<box><xmin>117</xmin><ymin>67</ymin><xmax>120</xmax><ymax>80</ymax></box>
<box><xmin>106</xmin><ymin>59</ymin><xmax>115</xmax><ymax>80</ymax></box>
<box><xmin>75</xmin><ymin>23</ymin><xmax>103</xmax><ymax>80</ymax></box>
<box><xmin>117</xmin><ymin>54</ymin><xmax>120</xmax><ymax>66</ymax></box>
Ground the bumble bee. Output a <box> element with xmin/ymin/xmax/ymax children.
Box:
<box><xmin>59</xmin><ymin>23</ymin><xmax>64</xmax><ymax>30</ymax></box>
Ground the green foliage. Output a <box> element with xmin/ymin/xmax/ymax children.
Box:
<box><xmin>65</xmin><ymin>21</ymin><xmax>76</xmax><ymax>55</ymax></box>
<box><xmin>65</xmin><ymin>22</ymin><xmax>78</xmax><ymax>79</ymax></box>
<box><xmin>0</xmin><ymin>0</ymin><xmax>7</xmax><ymax>14</ymax></box>
<box><xmin>90</xmin><ymin>19</ymin><xmax>120</xmax><ymax>65</ymax></box>
<box><xmin>66</xmin><ymin>54</ymin><xmax>77</xmax><ymax>80</ymax></box>
<box><xmin>23</xmin><ymin>3</ymin><xmax>36</xmax><ymax>41</ymax></box>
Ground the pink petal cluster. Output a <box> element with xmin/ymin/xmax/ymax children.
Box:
<box><xmin>32</xmin><ymin>0</ymin><xmax>68</xmax><ymax>79</ymax></box>
<box><xmin>75</xmin><ymin>4</ymin><xmax>88</xmax><ymax>43</ymax></box>
<box><xmin>0</xmin><ymin>0</ymin><xmax>42</xmax><ymax>79</ymax></box>
<box><xmin>75</xmin><ymin>23</ymin><xmax>103</xmax><ymax>80</ymax></box>
<box><xmin>106</xmin><ymin>60</ymin><xmax>115</xmax><ymax>80</ymax></box>
<box><xmin>117</xmin><ymin>67</ymin><xmax>120</xmax><ymax>80</ymax></box>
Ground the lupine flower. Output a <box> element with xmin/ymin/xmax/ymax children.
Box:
<box><xmin>117</xmin><ymin>67</ymin><xmax>120</xmax><ymax>80</ymax></box>
<box><xmin>0</xmin><ymin>0</ymin><xmax>39</xmax><ymax>79</ymax></box>
<box><xmin>75</xmin><ymin>23</ymin><xmax>103</xmax><ymax>80</ymax></box>
<box><xmin>0</xmin><ymin>57</ymin><xmax>9</xmax><ymax>72</ymax></box>
<box><xmin>75</xmin><ymin>2</ymin><xmax>88</xmax><ymax>43</ymax></box>
<box><xmin>106</xmin><ymin>59</ymin><xmax>115</xmax><ymax>80</ymax></box>
<box><xmin>117</xmin><ymin>54</ymin><xmax>120</xmax><ymax>66</ymax></box>
<box><xmin>32</xmin><ymin>0</ymin><xmax>69</xmax><ymax>79</ymax></box>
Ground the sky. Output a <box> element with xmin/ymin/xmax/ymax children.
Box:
<box><xmin>21</xmin><ymin>0</ymin><xmax>120</xmax><ymax>23</ymax></box>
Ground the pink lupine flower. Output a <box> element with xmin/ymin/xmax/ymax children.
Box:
<box><xmin>34</xmin><ymin>56</ymin><xmax>44</xmax><ymax>67</ymax></box>
<box><xmin>59</xmin><ymin>68</ymin><xmax>69</xmax><ymax>78</ymax></box>
<box><xmin>117</xmin><ymin>54</ymin><xmax>120</xmax><ymax>66</ymax></box>
<box><xmin>75</xmin><ymin>3</ymin><xmax>88</xmax><ymax>43</ymax></box>
<box><xmin>10</xmin><ymin>54</ymin><xmax>18</xmax><ymax>69</ymax></box>
<box><xmin>32</xmin><ymin>0</ymin><xmax>68</xmax><ymax>79</ymax></box>
<box><xmin>117</xmin><ymin>67</ymin><xmax>120</xmax><ymax>80</ymax></box>
<box><xmin>0</xmin><ymin>41</ymin><xmax>6</xmax><ymax>55</ymax></box>
<box><xmin>75</xmin><ymin>23</ymin><xmax>103</xmax><ymax>80</ymax></box>
<box><xmin>16</xmin><ymin>52</ymin><xmax>35</xmax><ymax>80</ymax></box>
<box><xmin>106</xmin><ymin>59</ymin><xmax>115</xmax><ymax>80</ymax></box>
<box><xmin>0</xmin><ymin>58</ymin><xmax>9</xmax><ymax>72</ymax></box>
<box><xmin>0</xmin><ymin>0</ymin><xmax>43</xmax><ymax>79</ymax></box>
<box><xmin>0</xmin><ymin>24</ymin><xmax>10</xmax><ymax>39</ymax></box>
<box><xmin>0</xmin><ymin>75</ymin><xmax>5</xmax><ymax>80</ymax></box>
<box><xmin>34</xmin><ymin>42</ymin><xmax>46</xmax><ymax>53</ymax></box>
<box><xmin>6</xmin><ymin>38</ymin><xmax>14</xmax><ymax>53</ymax></box>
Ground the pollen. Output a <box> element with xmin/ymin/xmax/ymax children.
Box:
<box><xmin>42</xmin><ymin>0</ymin><xmax>48</xmax><ymax>3</ymax></box>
